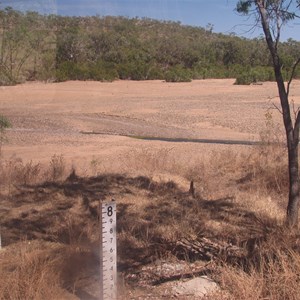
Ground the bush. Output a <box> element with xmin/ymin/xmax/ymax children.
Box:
<box><xmin>164</xmin><ymin>65</ymin><xmax>192</xmax><ymax>82</ymax></box>
<box><xmin>235</xmin><ymin>71</ymin><xmax>255</xmax><ymax>85</ymax></box>
<box><xmin>0</xmin><ymin>115</ymin><xmax>11</xmax><ymax>131</ymax></box>
<box><xmin>48</xmin><ymin>154</ymin><xmax>66</xmax><ymax>181</ymax></box>
<box><xmin>116</xmin><ymin>61</ymin><xmax>163</xmax><ymax>80</ymax></box>
<box><xmin>117</xmin><ymin>62</ymin><xmax>147</xmax><ymax>80</ymax></box>
<box><xmin>36</xmin><ymin>52</ymin><xmax>57</xmax><ymax>82</ymax></box>
<box><xmin>56</xmin><ymin>61</ymin><xmax>118</xmax><ymax>82</ymax></box>
<box><xmin>235</xmin><ymin>66</ymin><xmax>274</xmax><ymax>85</ymax></box>
<box><xmin>55</xmin><ymin>61</ymin><xmax>78</xmax><ymax>81</ymax></box>
<box><xmin>0</xmin><ymin>71</ymin><xmax>17</xmax><ymax>86</ymax></box>
<box><xmin>89</xmin><ymin>60</ymin><xmax>118</xmax><ymax>81</ymax></box>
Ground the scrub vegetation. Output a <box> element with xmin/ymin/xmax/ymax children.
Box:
<box><xmin>1</xmin><ymin>117</ymin><xmax>300</xmax><ymax>299</ymax></box>
<box><xmin>0</xmin><ymin>7</ymin><xmax>299</xmax><ymax>85</ymax></box>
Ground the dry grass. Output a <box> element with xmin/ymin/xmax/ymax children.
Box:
<box><xmin>113</xmin><ymin>121</ymin><xmax>299</xmax><ymax>299</ymax></box>
<box><xmin>119</xmin><ymin>147</ymin><xmax>182</xmax><ymax>178</ymax></box>
<box><xmin>0</xmin><ymin>154</ymin><xmax>69</xmax><ymax>192</ymax></box>
<box><xmin>213</xmin><ymin>233</ymin><xmax>300</xmax><ymax>300</ymax></box>
<box><xmin>0</xmin><ymin>210</ymin><xmax>100</xmax><ymax>299</ymax></box>
<box><xmin>0</xmin><ymin>241</ymin><xmax>76</xmax><ymax>300</ymax></box>
<box><xmin>0</xmin><ymin>118</ymin><xmax>298</xmax><ymax>299</ymax></box>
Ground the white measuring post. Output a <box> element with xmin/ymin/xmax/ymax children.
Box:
<box><xmin>100</xmin><ymin>200</ymin><xmax>117</xmax><ymax>300</ymax></box>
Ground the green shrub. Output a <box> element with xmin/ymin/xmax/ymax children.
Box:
<box><xmin>235</xmin><ymin>71</ymin><xmax>255</xmax><ymax>85</ymax></box>
<box><xmin>55</xmin><ymin>62</ymin><xmax>76</xmax><ymax>81</ymax></box>
<box><xmin>0</xmin><ymin>70</ymin><xmax>17</xmax><ymax>86</ymax></box>
<box><xmin>164</xmin><ymin>65</ymin><xmax>192</xmax><ymax>82</ymax></box>
<box><xmin>235</xmin><ymin>66</ymin><xmax>275</xmax><ymax>85</ymax></box>
<box><xmin>56</xmin><ymin>61</ymin><xmax>118</xmax><ymax>82</ymax></box>
<box><xmin>89</xmin><ymin>60</ymin><xmax>118</xmax><ymax>81</ymax></box>
<box><xmin>29</xmin><ymin>51</ymin><xmax>56</xmax><ymax>82</ymax></box>
<box><xmin>145</xmin><ymin>65</ymin><xmax>164</xmax><ymax>80</ymax></box>
<box><xmin>0</xmin><ymin>115</ymin><xmax>11</xmax><ymax>130</ymax></box>
<box><xmin>117</xmin><ymin>61</ymin><xmax>161</xmax><ymax>80</ymax></box>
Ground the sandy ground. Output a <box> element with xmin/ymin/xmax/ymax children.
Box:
<box><xmin>1</xmin><ymin>79</ymin><xmax>299</xmax><ymax>174</ymax></box>
<box><xmin>1</xmin><ymin>79</ymin><xmax>299</xmax><ymax>299</ymax></box>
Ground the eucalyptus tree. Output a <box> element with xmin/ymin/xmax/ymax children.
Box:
<box><xmin>0</xmin><ymin>8</ymin><xmax>51</xmax><ymax>84</ymax></box>
<box><xmin>0</xmin><ymin>8</ymin><xmax>34</xmax><ymax>83</ymax></box>
<box><xmin>237</xmin><ymin>0</ymin><xmax>300</xmax><ymax>226</ymax></box>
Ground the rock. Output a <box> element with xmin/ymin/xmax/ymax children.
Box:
<box><xmin>172</xmin><ymin>276</ymin><xmax>218</xmax><ymax>298</ymax></box>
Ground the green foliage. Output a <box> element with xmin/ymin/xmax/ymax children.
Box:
<box><xmin>236</xmin><ymin>0</ymin><xmax>253</xmax><ymax>14</ymax></box>
<box><xmin>235</xmin><ymin>66</ymin><xmax>275</xmax><ymax>85</ymax></box>
<box><xmin>0</xmin><ymin>115</ymin><xmax>11</xmax><ymax>155</ymax></box>
<box><xmin>164</xmin><ymin>65</ymin><xmax>192</xmax><ymax>82</ymax></box>
<box><xmin>118</xmin><ymin>62</ymin><xmax>164</xmax><ymax>80</ymax></box>
<box><xmin>0</xmin><ymin>115</ymin><xmax>11</xmax><ymax>130</ymax></box>
<box><xmin>0</xmin><ymin>8</ymin><xmax>54</xmax><ymax>85</ymax></box>
<box><xmin>56</xmin><ymin>60</ymin><xmax>118</xmax><ymax>82</ymax></box>
<box><xmin>237</xmin><ymin>1</ymin><xmax>299</xmax><ymax>28</ymax></box>
<box><xmin>89</xmin><ymin>61</ymin><xmax>118</xmax><ymax>81</ymax></box>
<box><xmin>0</xmin><ymin>8</ymin><xmax>299</xmax><ymax>84</ymax></box>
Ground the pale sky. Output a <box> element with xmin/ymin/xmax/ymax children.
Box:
<box><xmin>1</xmin><ymin>0</ymin><xmax>300</xmax><ymax>41</ymax></box>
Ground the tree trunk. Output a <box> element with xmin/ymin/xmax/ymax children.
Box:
<box><xmin>287</xmin><ymin>143</ymin><xmax>300</xmax><ymax>226</ymax></box>
<box><xmin>275</xmin><ymin>65</ymin><xmax>300</xmax><ymax>227</ymax></box>
<box><xmin>256</xmin><ymin>0</ymin><xmax>300</xmax><ymax>227</ymax></box>
<box><xmin>274</xmin><ymin>63</ymin><xmax>300</xmax><ymax>227</ymax></box>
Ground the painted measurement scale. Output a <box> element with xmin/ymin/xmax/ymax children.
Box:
<box><xmin>100</xmin><ymin>200</ymin><xmax>117</xmax><ymax>300</ymax></box>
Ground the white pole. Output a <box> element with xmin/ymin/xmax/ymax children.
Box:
<box><xmin>100</xmin><ymin>200</ymin><xmax>117</xmax><ymax>300</ymax></box>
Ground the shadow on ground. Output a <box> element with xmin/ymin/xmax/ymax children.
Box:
<box><xmin>0</xmin><ymin>173</ymin><xmax>279</xmax><ymax>298</ymax></box>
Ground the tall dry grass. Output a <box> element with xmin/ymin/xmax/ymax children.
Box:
<box><xmin>0</xmin><ymin>217</ymin><xmax>99</xmax><ymax>300</ymax></box>
<box><xmin>116</xmin><ymin>115</ymin><xmax>299</xmax><ymax>299</ymax></box>
<box><xmin>212</xmin><ymin>232</ymin><xmax>300</xmax><ymax>300</ymax></box>
<box><xmin>0</xmin><ymin>241</ymin><xmax>76</xmax><ymax>300</ymax></box>
<box><xmin>205</xmin><ymin>113</ymin><xmax>300</xmax><ymax>300</ymax></box>
<box><xmin>0</xmin><ymin>154</ymin><xmax>68</xmax><ymax>190</ymax></box>
<box><xmin>0</xmin><ymin>111</ymin><xmax>298</xmax><ymax>299</ymax></box>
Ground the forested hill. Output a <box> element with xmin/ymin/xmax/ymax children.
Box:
<box><xmin>0</xmin><ymin>7</ymin><xmax>299</xmax><ymax>85</ymax></box>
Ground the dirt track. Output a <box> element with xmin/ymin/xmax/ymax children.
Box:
<box><xmin>1</xmin><ymin>79</ymin><xmax>299</xmax><ymax>173</ymax></box>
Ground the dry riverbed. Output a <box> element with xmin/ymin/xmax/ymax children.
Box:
<box><xmin>1</xmin><ymin>79</ymin><xmax>298</xmax><ymax>174</ymax></box>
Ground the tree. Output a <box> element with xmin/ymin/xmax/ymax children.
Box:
<box><xmin>0</xmin><ymin>8</ymin><xmax>52</xmax><ymax>84</ymax></box>
<box><xmin>236</xmin><ymin>0</ymin><xmax>300</xmax><ymax>226</ymax></box>
<box><xmin>0</xmin><ymin>8</ymin><xmax>32</xmax><ymax>84</ymax></box>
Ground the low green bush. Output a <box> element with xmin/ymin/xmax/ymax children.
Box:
<box><xmin>0</xmin><ymin>115</ymin><xmax>11</xmax><ymax>130</ymax></box>
<box><xmin>89</xmin><ymin>61</ymin><xmax>118</xmax><ymax>81</ymax></box>
<box><xmin>235</xmin><ymin>66</ymin><xmax>275</xmax><ymax>85</ymax></box>
<box><xmin>55</xmin><ymin>62</ymin><xmax>77</xmax><ymax>81</ymax></box>
<box><xmin>117</xmin><ymin>61</ymin><xmax>163</xmax><ymax>80</ymax></box>
<box><xmin>164</xmin><ymin>65</ymin><xmax>192</xmax><ymax>82</ymax></box>
<box><xmin>56</xmin><ymin>61</ymin><xmax>118</xmax><ymax>82</ymax></box>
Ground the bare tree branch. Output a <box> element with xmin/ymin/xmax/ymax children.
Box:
<box><xmin>268</xmin><ymin>98</ymin><xmax>283</xmax><ymax>114</ymax></box>
<box><xmin>294</xmin><ymin>110</ymin><xmax>300</xmax><ymax>143</ymax></box>
<box><xmin>272</xmin><ymin>102</ymin><xmax>284</xmax><ymax>115</ymax></box>
<box><xmin>274</xmin><ymin>3</ymin><xmax>281</xmax><ymax>49</ymax></box>
<box><xmin>291</xmin><ymin>99</ymin><xmax>300</xmax><ymax>122</ymax></box>
<box><xmin>287</xmin><ymin>58</ymin><xmax>300</xmax><ymax>97</ymax></box>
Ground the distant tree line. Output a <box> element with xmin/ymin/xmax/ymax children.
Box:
<box><xmin>0</xmin><ymin>7</ymin><xmax>299</xmax><ymax>85</ymax></box>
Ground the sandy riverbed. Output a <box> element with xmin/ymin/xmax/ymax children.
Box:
<box><xmin>0</xmin><ymin>79</ymin><xmax>299</xmax><ymax>175</ymax></box>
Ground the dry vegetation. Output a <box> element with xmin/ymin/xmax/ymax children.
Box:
<box><xmin>1</xmin><ymin>127</ymin><xmax>300</xmax><ymax>299</ymax></box>
<box><xmin>1</xmin><ymin>80</ymin><xmax>300</xmax><ymax>299</ymax></box>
